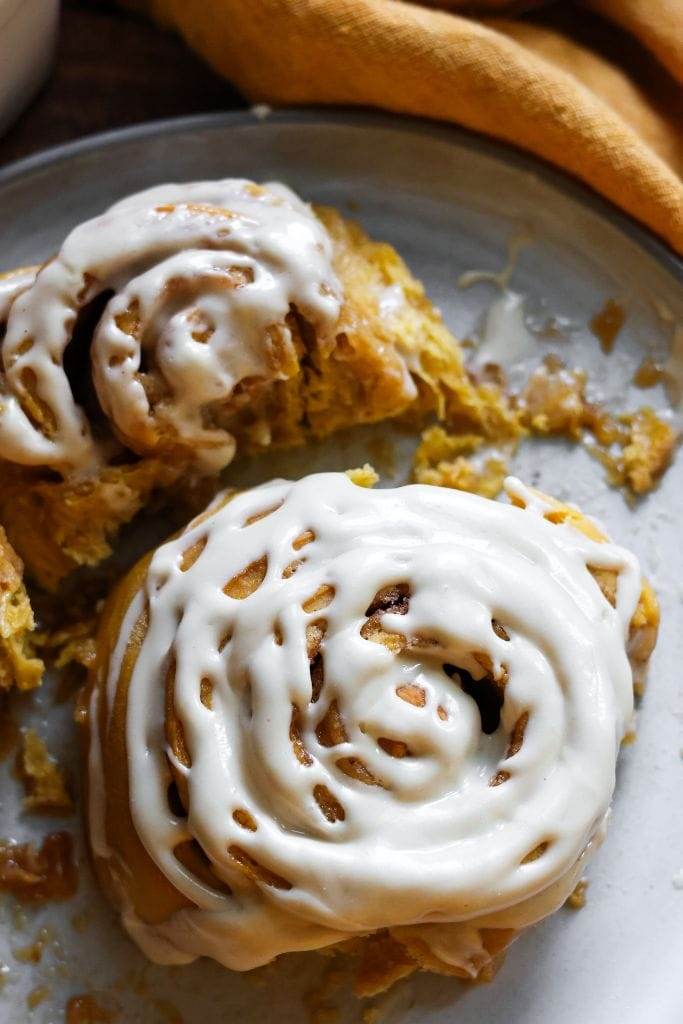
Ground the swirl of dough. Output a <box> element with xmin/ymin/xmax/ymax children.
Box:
<box><xmin>0</xmin><ymin>180</ymin><xmax>341</xmax><ymax>476</ymax></box>
<box><xmin>88</xmin><ymin>472</ymin><xmax>651</xmax><ymax>980</ymax></box>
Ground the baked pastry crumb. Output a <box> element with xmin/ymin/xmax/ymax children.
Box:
<box><xmin>37</xmin><ymin>618</ymin><xmax>98</xmax><ymax>674</ymax></box>
<box><xmin>304</xmin><ymin>962</ymin><xmax>349</xmax><ymax>1024</ymax></box>
<box><xmin>0</xmin><ymin>831</ymin><xmax>77</xmax><ymax>903</ymax></box>
<box><xmin>621</xmin><ymin>719</ymin><xmax>637</xmax><ymax>745</ymax></box>
<box><xmin>412</xmin><ymin>426</ymin><xmax>508</xmax><ymax>498</ymax></box>
<box><xmin>66</xmin><ymin>994</ymin><xmax>114</xmax><ymax>1023</ymax></box>
<box><xmin>518</xmin><ymin>356</ymin><xmax>587</xmax><ymax>437</ymax></box>
<box><xmin>13</xmin><ymin>925</ymin><xmax>53</xmax><ymax>964</ymax></box>
<box><xmin>27</xmin><ymin>984</ymin><xmax>51</xmax><ymax>1009</ymax></box>
<box><xmin>566</xmin><ymin>879</ymin><xmax>588</xmax><ymax>909</ymax></box>
<box><xmin>518</xmin><ymin>356</ymin><xmax>676</xmax><ymax>496</ymax></box>
<box><xmin>17</xmin><ymin>729</ymin><xmax>73</xmax><ymax>814</ymax></box>
<box><xmin>352</xmin><ymin>933</ymin><xmax>417</xmax><ymax>998</ymax></box>
<box><xmin>346</xmin><ymin>464</ymin><xmax>379</xmax><ymax>488</ymax></box>
<box><xmin>633</xmin><ymin>358</ymin><xmax>666</xmax><ymax>389</ymax></box>
<box><xmin>618</xmin><ymin>408</ymin><xmax>676</xmax><ymax>495</ymax></box>
<box><xmin>589</xmin><ymin>299</ymin><xmax>625</xmax><ymax>355</ymax></box>
<box><xmin>0</xmin><ymin>460</ymin><xmax>182</xmax><ymax>592</ymax></box>
<box><xmin>0</xmin><ymin>527</ymin><xmax>43</xmax><ymax>692</ymax></box>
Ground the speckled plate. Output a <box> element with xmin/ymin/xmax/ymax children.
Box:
<box><xmin>0</xmin><ymin>110</ymin><xmax>681</xmax><ymax>1024</ymax></box>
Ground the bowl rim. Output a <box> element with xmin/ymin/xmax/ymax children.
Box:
<box><xmin>0</xmin><ymin>106</ymin><xmax>680</xmax><ymax>280</ymax></box>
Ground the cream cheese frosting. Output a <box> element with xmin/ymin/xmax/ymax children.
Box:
<box><xmin>0</xmin><ymin>265</ymin><xmax>36</xmax><ymax>322</ymax></box>
<box><xmin>0</xmin><ymin>179</ymin><xmax>342</xmax><ymax>476</ymax></box>
<box><xmin>88</xmin><ymin>472</ymin><xmax>640</xmax><ymax>974</ymax></box>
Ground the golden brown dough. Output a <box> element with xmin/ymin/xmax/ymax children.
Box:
<box><xmin>0</xmin><ymin>526</ymin><xmax>43</xmax><ymax>691</ymax></box>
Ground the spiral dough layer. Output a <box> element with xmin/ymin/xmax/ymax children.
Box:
<box><xmin>0</xmin><ymin>180</ymin><xmax>341</xmax><ymax>475</ymax></box>
<box><xmin>88</xmin><ymin>472</ymin><xmax>644</xmax><ymax>975</ymax></box>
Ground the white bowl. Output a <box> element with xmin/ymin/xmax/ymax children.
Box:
<box><xmin>0</xmin><ymin>0</ymin><xmax>59</xmax><ymax>137</ymax></box>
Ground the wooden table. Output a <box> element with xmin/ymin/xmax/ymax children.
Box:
<box><xmin>0</xmin><ymin>1</ymin><xmax>246</xmax><ymax>166</ymax></box>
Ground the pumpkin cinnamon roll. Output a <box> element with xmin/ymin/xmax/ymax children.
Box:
<box><xmin>0</xmin><ymin>180</ymin><xmax>512</xmax><ymax>589</ymax></box>
<box><xmin>85</xmin><ymin>472</ymin><xmax>657</xmax><ymax>995</ymax></box>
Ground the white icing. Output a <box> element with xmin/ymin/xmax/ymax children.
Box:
<box><xmin>0</xmin><ymin>179</ymin><xmax>342</xmax><ymax>475</ymax></box>
<box><xmin>377</xmin><ymin>283</ymin><xmax>406</xmax><ymax>321</ymax></box>
<box><xmin>90</xmin><ymin>472</ymin><xmax>640</xmax><ymax>973</ymax></box>
<box><xmin>471</xmin><ymin>290</ymin><xmax>537</xmax><ymax>378</ymax></box>
<box><xmin>457</xmin><ymin>235</ymin><xmax>539</xmax><ymax>385</ymax></box>
<box><xmin>0</xmin><ymin>265</ymin><xmax>37</xmax><ymax>322</ymax></box>
<box><xmin>372</xmin><ymin>282</ymin><xmax>418</xmax><ymax>399</ymax></box>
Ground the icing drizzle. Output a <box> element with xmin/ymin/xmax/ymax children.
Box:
<box><xmin>0</xmin><ymin>180</ymin><xmax>341</xmax><ymax>475</ymax></box>
<box><xmin>90</xmin><ymin>472</ymin><xmax>640</xmax><ymax>972</ymax></box>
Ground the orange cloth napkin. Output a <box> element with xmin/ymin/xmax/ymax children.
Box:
<box><xmin>132</xmin><ymin>0</ymin><xmax>683</xmax><ymax>253</ymax></box>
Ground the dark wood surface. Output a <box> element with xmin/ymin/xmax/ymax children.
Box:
<box><xmin>0</xmin><ymin>1</ymin><xmax>246</xmax><ymax>167</ymax></box>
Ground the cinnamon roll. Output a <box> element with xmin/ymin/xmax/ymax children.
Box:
<box><xmin>85</xmin><ymin>472</ymin><xmax>657</xmax><ymax>995</ymax></box>
<box><xmin>0</xmin><ymin>180</ymin><xmax>510</xmax><ymax>588</ymax></box>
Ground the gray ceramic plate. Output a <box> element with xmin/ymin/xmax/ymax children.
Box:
<box><xmin>0</xmin><ymin>111</ymin><xmax>681</xmax><ymax>1024</ymax></box>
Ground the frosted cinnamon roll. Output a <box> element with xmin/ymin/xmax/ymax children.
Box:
<box><xmin>0</xmin><ymin>179</ymin><xmax>508</xmax><ymax>588</ymax></box>
<box><xmin>85</xmin><ymin>472</ymin><xmax>657</xmax><ymax>995</ymax></box>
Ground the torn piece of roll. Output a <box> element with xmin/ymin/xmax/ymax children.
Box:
<box><xmin>85</xmin><ymin>472</ymin><xmax>657</xmax><ymax>995</ymax></box>
<box><xmin>0</xmin><ymin>182</ymin><xmax>343</xmax><ymax>475</ymax></box>
<box><xmin>0</xmin><ymin>178</ymin><xmax>509</xmax><ymax>589</ymax></box>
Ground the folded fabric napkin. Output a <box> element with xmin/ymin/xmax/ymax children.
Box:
<box><xmin>130</xmin><ymin>0</ymin><xmax>682</xmax><ymax>253</ymax></box>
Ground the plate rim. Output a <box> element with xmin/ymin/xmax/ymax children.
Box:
<box><xmin>0</xmin><ymin>105</ymin><xmax>681</xmax><ymax>1024</ymax></box>
<box><xmin>1</xmin><ymin>106</ymin><xmax>681</xmax><ymax>282</ymax></box>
